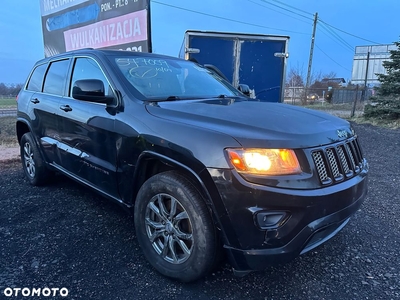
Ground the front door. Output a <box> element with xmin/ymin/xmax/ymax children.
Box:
<box><xmin>57</xmin><ymin>56</ymin><xmax>119</xmax><ymax>198</ymax></box>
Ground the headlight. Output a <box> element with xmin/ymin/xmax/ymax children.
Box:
<box><xmin>226</xmin><ymin>148</ymin><xmax>301</xmax><ymax>176</ymax></box>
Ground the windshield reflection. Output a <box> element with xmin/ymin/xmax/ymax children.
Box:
<box><xmin>113</xmin><ymin>56</ymin><xmax>240</xmax><ymax>100</ymax></box>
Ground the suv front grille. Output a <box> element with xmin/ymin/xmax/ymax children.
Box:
<box><xmin>312</xmin><ymin>138</ymin><xmax>364</xmax><ymax>185</ymax></box>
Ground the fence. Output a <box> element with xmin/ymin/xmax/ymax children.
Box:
<box><xmin>0</xmin><ymin>97</ymin><xmax>17</xmax><ymax>117</ymax></box>
<box><xmin>284</xmin><ymin>87</ymin><xmax>374</xmax><ymax>118</ymax></box>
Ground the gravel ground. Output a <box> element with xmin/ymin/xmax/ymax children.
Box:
<box><xmin>0</xmin><ymin>123</ymin><xmax>399</xmax><ymax>300</ymax></box>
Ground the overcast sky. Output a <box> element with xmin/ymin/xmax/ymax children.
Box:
<box><xmin>0</xmin><ymin>0</ymin><xmax>398</xmax><ymax>84</ymax></box>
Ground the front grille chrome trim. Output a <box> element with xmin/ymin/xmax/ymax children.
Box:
<box><xmin>311</xmin><ymin>138</ymin><xmax>364</xmax><ymax>185</ymax></box>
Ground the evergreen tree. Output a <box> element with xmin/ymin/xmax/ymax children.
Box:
<box><xmin>364</xmin><ymin>38</ymin><xmax>400</xmax><ymax>120</ymax></box>
<box><xmin>376</xmin><ymin>39</ymin><xmax>400</xmax><ymax>96</ymax></box>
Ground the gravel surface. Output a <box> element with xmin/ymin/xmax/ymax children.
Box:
<box><xmin>0</xmin><ymin>123</ymin><xmax>399</xmax><ymax>300</ymax></box>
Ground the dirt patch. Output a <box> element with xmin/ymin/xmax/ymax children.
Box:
<box><xmin>0</xmin><ymin>146</ymin><xmax>19</xmax><ymax>162</ymax></box>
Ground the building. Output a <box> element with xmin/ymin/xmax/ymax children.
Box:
<box><xmin>351</xmin><ymin>44</ymin><xmax>396</xmax><ymax>86</ymax></box>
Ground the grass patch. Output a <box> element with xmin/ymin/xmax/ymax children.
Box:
<box><xmin>349</xmin><ymin>116</ymin><xmax>400</xmax><ymax>129</ymax></box>
<box><xmin>0</xmin><ymin>97</ymin><xmax>17</xmax><ymax>108</ymax></box>
<box><xmin>0</xmin><ymin>116</ymin><xmax>18</xmax><ymax>146</ymax></box>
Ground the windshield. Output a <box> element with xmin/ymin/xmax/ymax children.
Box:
<box><xmin>113</xmin><ymin>56</ymin><xmax>241</xmax><ymax>100</ymax></box>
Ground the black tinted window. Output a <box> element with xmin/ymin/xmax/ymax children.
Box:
<box><xmin>43</xmin><ymin>59</ymin><xmax>70</xmax><ymax>95</ymax></box>
<box><xmin>27</xmin><ymin>64</ymin><xmax>47</xmax><ymax>92</ymax></box>
<box><xmin>70</xmin><ymin>58</ymin><xmax>112</xmax><ymax>97</ymax></box>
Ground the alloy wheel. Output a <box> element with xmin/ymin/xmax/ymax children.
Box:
<box><xmin>23</xmin><ymin>142</ymin><xmax>35</xmax><ymax>178</ymax></box>
<box><xmin>145</xmin><ymin>193</ymin><xmax>194</xmax><ymax>264</ymax></box>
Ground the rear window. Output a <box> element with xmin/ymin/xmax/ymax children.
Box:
<box><xmin>26</xmin><ymin>64</ymin><xmax>47</xmax><ymax>92</ymax></box>
<box><xmin>43</xmin><ymin>59</ymin><xmax>70</xmax><ymax>95</ymax></box>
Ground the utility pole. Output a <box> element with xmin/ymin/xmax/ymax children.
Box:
<box><xmin>361</xmin><ymin>51</ymin><xmax>371</xmax><ymax>101</ymax></box>
<box><xmin>305</xmin><ymin>12</ymin><xmax>318</xmax><ymax>101</ymax></box>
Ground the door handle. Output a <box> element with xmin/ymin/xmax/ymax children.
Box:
<box><xmin>60</xmin><ymin>105</ymin><xmax>72</xmax><ymax>112</ymax></box>
<box><xmin>30</xmin><ymin>98</ymin><xmax>40</xmax><ymax>104</ymax></box>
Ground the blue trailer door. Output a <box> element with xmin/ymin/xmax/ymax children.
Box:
<box><xmin>238</xmin><ymin>39</ymin><xmax>287</xmax><ymax>102</ymax></box>
<box><xmin>186</xmin><ymin>36</ymin><xmax>235</xmax><ymax>83</ymax></box>
<box><xmin>181</xmin><ymin>31</ymin><xmax>289</xmax><ymax>103</ymax></box>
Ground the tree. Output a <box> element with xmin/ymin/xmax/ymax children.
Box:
<box><xmin>309</xmin><ymin>72</ymin><xmax>338</xmax><ymax>98</ymax></box>
<box><xmin>0</xmin><ymin>82</ymin><xmax>23</xmax><ymax>96</ymax></box>
<box><xmin>376</xmin><ymin>39</ymin><xmax>400</xmax><ymax>96</ymax></box>
<box><xmin>286</xmin><ymin>65</ymin><xmax>305</xmax><ymax>87</ymax></box>
<box><xmin>0</xmin><ymin>83</ymin><xmax>7</xmax><ymax>95</ymax></box>
<box><xmin>364</xmin><ymin>38</ymin><xmax>400</xmax><ymax>120</ymax></box>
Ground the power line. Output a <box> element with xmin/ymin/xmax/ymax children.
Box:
<box><xmin>319</xmin><ymin>19</ymin><xmax>383</xmax><ymax>44</ymax></box>
<box><xmin>258</xmin><ymin>0</ymin><xmax>313</xmax><ymax>20</ymax></box>
<box><xmin>315</xmin><ymin>44</ymin><xmax>351</xmax><ymax>72</ymax></box>
<box><xmin>318</xmin><ymin>22</ymin><xmax>354</xmax><ymax>52</ymax></box>
<box><xmin>151</xmin><ymin>1</ymin><xmax>309</xmax><ymax>35</ymax></box>
<box><xmin>263</xmin><ymin>0</ymin><xmax>383</xmax><ymax>45</ymax></box>
<box><xmin>270</xmin><ymin>0</ymin><xmax>314</xmax><ymax>17</ymax></box>
<box><xmin>247</xmin><ymin>0</ymin><xmax>311</xmax><ymax>24</ymax></box>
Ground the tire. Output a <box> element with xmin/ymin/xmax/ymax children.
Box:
<box><xmin>20</xmin><ymin>132</ymin><xmax>51</xmax><ymax>186</ymax></box>
<box><xmin>134</xmin><ymin>171</ymin><xmax>217</xmax><ymax>282</ymax></box>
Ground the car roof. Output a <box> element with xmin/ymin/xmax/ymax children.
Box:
<box><xmin>35</xmin><ymin>49</ymin><xmax>183</xmax><ymax>65</ymax></box>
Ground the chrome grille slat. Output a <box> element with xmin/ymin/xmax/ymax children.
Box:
<box><xmin>312</xmin><ymin>151</ymin><xmax>330</xmax><ymax>184</ymax></box>
<box><xmin>312</xmin><ymin>138</ymin><xmax>364</xmax><ymax>185</ymax></box>
<box><xmin>336</xmin><ymin>145</ymin><xmax>352</xmax><ymax>176</ymax></box>
<box><xmin>344</xmin><ymin>143</ymin><xmax>356</xmax><ymax>170</ymax></box>
<box><xmin>326</xmin><ymin>148</ymin><xmax>341</xmax><ymax>179</ymax></box>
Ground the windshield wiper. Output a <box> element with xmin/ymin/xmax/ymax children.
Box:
<box><xmin>149</xmin><ymin>96</ymin><xmax>180</xmax><ymax>102</ymax></box>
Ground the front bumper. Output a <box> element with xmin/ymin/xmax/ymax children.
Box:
<box><xmin>208</xmin><ymin>166</ymin><xmax>368</xmax><ymax>272</ymax></box>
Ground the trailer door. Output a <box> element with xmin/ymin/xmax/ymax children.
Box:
<box><xmin>238</xmin><ymin>39</ymin><xmax>287</xmax><ymax>102</ymax></box>
<box><xmin>186</xmin><ymin>35</ymin><xmax>235</xmax><ymax>84</ymax></box>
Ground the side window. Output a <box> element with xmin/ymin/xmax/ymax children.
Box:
<box><xmin>43</xmin><ymin>59</ymin><xmax>70</xmax><ymax>95</ymax></box>
<box><xmin>26</xmin><ymin>64</ymin><xmax>47</xmax><ymax>92</ymax></box>
<box><xmin>70</xmin><ymin>57</ymin><xmax>113</xmax><ymax>98</ymax></box>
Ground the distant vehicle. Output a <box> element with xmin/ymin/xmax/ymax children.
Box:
<box><xmin>307</xmin><ymin>93</ymin><xmax>319</xmax><ymax>102</ymax></box>
<box><xmin>17</xmin><ymin>49</ymin><xmax>368</xmax><ymax>282</ymax></box>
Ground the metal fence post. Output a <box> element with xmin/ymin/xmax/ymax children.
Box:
<box><xmin>351</xmin><ymin>85</ymin><xmax>359</xmax><ymax>118</ymax></box>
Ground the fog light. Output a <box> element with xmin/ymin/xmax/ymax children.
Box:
<box><xmin>256</xmin><ymin>212</ymin><xmax>288</xmax><ymax>229</ymax></box>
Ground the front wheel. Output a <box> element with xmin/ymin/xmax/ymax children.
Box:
<box><xmin>134</xmin><ymin>171</ymin><xmax>218</xmax><ymax>282</ymax></box>
<box><xmin>20</xmin><ymin>132</ymin><xmax>51</xmax><ymax>186</ymax></box>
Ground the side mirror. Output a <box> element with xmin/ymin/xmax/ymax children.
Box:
<box><xmin>238</xmin><ymin>84</ymin><xmax>251</xmax><ymax>97</ymax></box>
<box><xmin>72</xmin><ymin>79</ymin><xmax>113</xmax><ymax>104</ymax></box>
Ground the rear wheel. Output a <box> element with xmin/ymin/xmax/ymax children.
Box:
<box><xmin>20</xmin><ymin>132</ymin><xmax>51</xmax><ymax>186</ymax></box>
<box><xmin>134</xmin><ymin>171</ymin><xmax>218</xmax><ymax>282</ymax></box>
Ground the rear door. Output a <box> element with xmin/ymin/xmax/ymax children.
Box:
<box><xmin>183</xmin><ymin>31</ymin><xmax>289</xmax><ymax>102</ymax></box>
<box><xmin>57</xmin><ymin>56</ymin><xmax>119</xmax><ymax>198</ymax></box>
<box><xmin>25</xmin><ymin>59</ymin><xmax>70</xmax><ymax>165</ymax></box>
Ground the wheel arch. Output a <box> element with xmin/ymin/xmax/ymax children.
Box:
<box><xmin>16</xmin><ymin>118</ymin><xmax>32</xmax><ymax>145</ymax></box>
<box><xmin>132</xmin><ymin>151</ymin><xmax>212</xmax><ymax>204</ymax></box>
<box><xmin>130</xmin><ymin>151</ymin><xmax>228</xmax><ymax>230</ymax></box>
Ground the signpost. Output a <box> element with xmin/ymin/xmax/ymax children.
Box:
<box><xmin>39</xmin><ymin>0</ymin><xmax>151</xmax><ymax>57</ymax></box>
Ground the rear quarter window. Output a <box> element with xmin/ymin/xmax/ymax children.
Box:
<box><xmin>26</xmin><ymin>64</ymin><xmax>47</xmax><ymax>92</ymax></box>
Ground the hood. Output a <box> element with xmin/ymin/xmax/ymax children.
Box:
<box><xmin>145</xmin><ymin>98</ymin><xmax>353</xmax><ymax>149</ymax></box>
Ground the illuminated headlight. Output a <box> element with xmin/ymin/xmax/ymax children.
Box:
<box><xmin>226</xmin><ymin>148</ymin><xmax>301</xmax><ymax>176</ymax></box>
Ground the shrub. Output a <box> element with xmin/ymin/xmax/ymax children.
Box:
<box><xmin>364</xmin><ymin>97</ymin><xmax>400</xmax><ymax>120</ymax></box>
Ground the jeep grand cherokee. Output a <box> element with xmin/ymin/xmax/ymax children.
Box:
<box><xmin>16</xmin><ymin>49</ymin><xmax>368</xmax><ymax>282</ymax></box>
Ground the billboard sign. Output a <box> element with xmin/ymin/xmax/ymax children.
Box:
<box><xmin>39</xmin><ymin>0</ymin><xmax>151</xmax><ymax>57</ymax></box>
